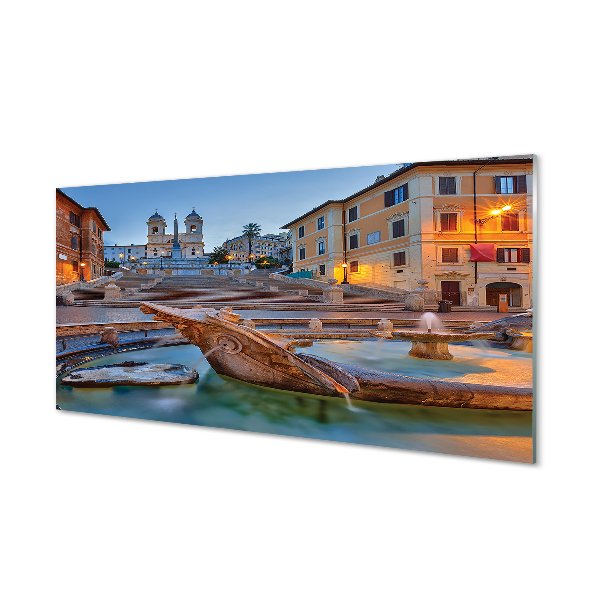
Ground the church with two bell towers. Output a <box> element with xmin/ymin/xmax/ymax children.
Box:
<box><xmin>146</xmin><ymin>208</ymin><xmax>206</xmax><ymax>261</ymax></box>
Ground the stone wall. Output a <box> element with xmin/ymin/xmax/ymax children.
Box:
<box><xmin>56</xmin><ymin>272</ymin><xmax>123</xmax><ymax>294</ymax></box>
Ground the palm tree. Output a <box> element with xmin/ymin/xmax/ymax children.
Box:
<box><xmin>241</xmin><ymin>223</ymin><xmax>261</xmax><ymax>264</ymax></box>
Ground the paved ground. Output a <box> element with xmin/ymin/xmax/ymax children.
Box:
<box><xmin>56</xmin><ymin>305</ymin><xmax>512</xmax><ymax>326</ymax></box>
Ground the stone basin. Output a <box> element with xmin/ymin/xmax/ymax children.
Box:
<box><xmin>61</xmin><ymin>361</ymin><xmax>199</xmax><ymax>387</ymax></box>
<box><xmin>389</xmin><ymin>330</ymin><xmax>495</xmax><ymax>360</ymax></box>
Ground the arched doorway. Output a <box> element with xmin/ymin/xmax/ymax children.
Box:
<box><xmin>486</xmin><ymin>282</ymin><xmax>522</xmax><ymax>307</ymax></box>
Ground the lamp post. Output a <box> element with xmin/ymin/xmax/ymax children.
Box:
<box><xmin>341</xmin><ymin>263</ymin><xmax>348</xmax><ymax>284</ymax></box>
<box><xmin>473</xmin><ymin>157</ymin><xmax>499</xmax><ymax>284</ymax></box>
<box><xmin>80</xmin><ymin>262</ymin><xmax>86</xmax><ymax>282</ymax></box>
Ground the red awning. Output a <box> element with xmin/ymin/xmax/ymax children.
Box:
<box><xmin>469</xmin><ymin>244</ymin><xmax>495</xmax><ymax>261</ymax></box>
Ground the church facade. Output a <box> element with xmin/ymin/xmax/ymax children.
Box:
<box><xmin>146</xmin><ymin>209</ymin><xmax>205</xmax><ymax>260</ymax></box>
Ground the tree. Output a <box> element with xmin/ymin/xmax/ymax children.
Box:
<box><xmin>255</xmin><ymin>255</ymin><xmax>279</xmax><ymax>269</ymax></box>
<box><xmin>104</xmin><ymin>259</ymin><xmax>120</xmax><ymax>269</ymax></box>
<box><xmin>208</xmin><ymin>245</ymin><xmax>229</xmax><ymax>264</ymax></box>
<box><xmin>241</xmin><ymin>223</ymin><xmax>261</xmax><ymax>263</ymax></box>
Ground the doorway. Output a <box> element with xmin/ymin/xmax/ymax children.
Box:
<box><xmin>441</xmin><ymin>281</ymin><xmax>461</xmax><ymax>305</ymax></box>
<box><xmin>486</xmin><ymin>282</ymin><xmax>522</xmax><ymax>307</ymax></box>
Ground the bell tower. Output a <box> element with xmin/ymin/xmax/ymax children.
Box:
<box><xmin>147</xmin><ymin>210</ymin><xmax>166</xmax><ymax>236</ymax></box>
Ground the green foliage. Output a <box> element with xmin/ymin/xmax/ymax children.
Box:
<box><xmin>242</xmin><ymin>223</ymin><xmax>261</xmax><ymax>262</ymax></box>
<box><xmin>104</xmin><ymin>259</ymin><xmax>120</xmax><ymax>268</ymax></box>
<box><xmin>255</xmin><ymin>255</ymin><xmax>279</xmax><ymax>269</ymax></box>
<box><xmin>208</xmin><ymin>245</ymin><xmax>230</xmax><ymax>264</ymax></box>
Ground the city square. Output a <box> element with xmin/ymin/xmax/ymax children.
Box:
<box><xmin>56</xmin><ymin>156</ymin><xmax>534</xmax><ymax>462</ymax></box>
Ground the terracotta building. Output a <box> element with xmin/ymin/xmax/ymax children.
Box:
<box><xmin>56</xmin><ymin>188</ymin><xmax>110</xmax><ymax>285</ymax></box>
<box><xmin>282</xmin><ymin>156</ymin><xmax>534</xmax><ymax>308</ymax></box>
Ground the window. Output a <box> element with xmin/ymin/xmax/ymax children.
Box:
<box><xmin>93</xmin><ymin>242</ymin><xmax>96</xmax><ymax>254</ymax></box>
<box><xmin>92</xmin><ymin>221</ymin><xmax>96</xmax><ymax>233</ymax></box>
<box><xmin>495</xmin><ymin>175</ymin><xmax>527</xmax><ymax>194</ymax></box>
<box><xmin>71</xmin><ymin>236</ymin><xmax>78</xmax><ymax>250</ymax></box>
<box><xmin>497</xmin><ymin>248</ymin><xmax>530</xmax><ymax>263</ymax></box>
<box><xmin>72</xmin><ymin>260</ymin><xmax>78</xmax><ymax>272</ymax></box>
<box><xmin>392</xmin><ymin>219</ymin><xmax>405</xmax><ymax>238</ymax></box>
<box><xmin>349</xmin><ymin>234</ymin><xmax>358</xmax><ymax>249</ymax></box>
<box><xmin>393</xmin><ymin>251</ymin><xmax>406</xmax><ymax>267</ymax></box>
<box><xmin>348</xmin><ymin>206</ymin><xmax>358</xmax><ymax>222</ymax></box>
<box><xmin>501</xmin><ymin>212</ymin><xmax>519</xmax><ymax>231</ymax></box>
<box><xmin>440</xmin><ymin>213</ymin><xmax>458</xmax><ymax>232</ymax></box>
<box><xmin>190</xmin><ymin>225</ymin><xmax>197</xmax><ymax>232</ymax></box>
<box><xmin>318</xmin><ymin>241</ymin><xmax>325</xmax><ymax>255</ymax></box>
<box><xmin>317</xmin><ymin>216</ymin><xmax>325</xmax><ymax>230</ymax></box>
<box><xmin>442</xmin><ymin>248</ymin><xmax>459</xmax><ymax>262</ymax></box>
<box><xmin>69</xmin><ymin>212</ymin><xmax>81</xmax><ymax>228</ymax></box>
<box><xmin>152</xmin><ymin>226</ymin><xmax>158</xmax><ymax>234</ymax></box>
<box><xmin>439</xmin><ymin>177</ymin><xmax>456</xmax><ymax>195</ymax></box>
<box><xmin>384</xmin><ymin>183</ymin><xmax>409</xmax><ymax>207</ymax></box>
<box><xmin>319</xmin><ymin>265</ymin><xmax>326</xmax><ymax>276</ymax></box>
<box><xmin>350</xmin><ymin>260</ymin><xmax>359</xmax><ymax>272</ymax></box>
<box><xmin>298</xmin><ymin>225</ymin><xmax>305</xmax><ymax>238</ymax></box>
<box><xmin>299</xmin><ymin>248</ymin><xmax>306</xmax><ymax>260</ymax></box>
<box><xmin>191</xmin><ymin>248</ymin><xmax>196</xmax><ymax>255</ymax></box>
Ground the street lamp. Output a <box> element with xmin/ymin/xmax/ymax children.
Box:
<box><xmin>341</xmin><ymin>263</ymin><xmax>348</xmax><ymax>284</ymax></box>
<box><xmin>80</xmin><ymin>262</ymin><xmax>86</xmax><ymax>282</ymax></box>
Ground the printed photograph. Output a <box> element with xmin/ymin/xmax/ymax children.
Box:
<box><xmin>56</xmin><ymin>155</ymin><xmax>535</xmax><ymax>462</ymax></box>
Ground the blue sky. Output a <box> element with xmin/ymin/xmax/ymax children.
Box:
<box><xmin>62</xmin><ymin>163</ymin><xmax>401</xmax><ymax>252</ymax></box>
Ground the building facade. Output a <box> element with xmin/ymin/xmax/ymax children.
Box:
<box><xmin>224</xmin><ymin>233</ymin><xmax>287</xmax><ymax>263</ymax></box>
<box><xmin>146</xmin><ymin>209</ymin><xmax>205</xmax><ymax>260</ymax></box>
<box><xmin>282</xmin><ymin>157</ymin><xmax>534</xmax><ymax>308</ymax></box>
<box><xmin>104</xmin><ymin>244</ymin><xmax>147</xmax><ymax>264</ymax></box>
<box><xmin>56</xmin><ymin>188</ymin><xmax>110</xmax><ymax>285</ymax></box>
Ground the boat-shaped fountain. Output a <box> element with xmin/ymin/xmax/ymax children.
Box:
<box><xmin>136</xmin><ymin>302</ymin><xmax>532</xmax><ymax>411</ymax></box>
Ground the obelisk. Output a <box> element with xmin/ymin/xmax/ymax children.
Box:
<box><xmin>171</xmin><ymin>213</ymin><xmax>182</xmax><ymax>259</ymax></box>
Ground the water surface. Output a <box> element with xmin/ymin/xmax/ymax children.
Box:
<box><xmin>56</xmin><ymin>343</ymin><xmax>533</xmax><ymax>462</ymax></box>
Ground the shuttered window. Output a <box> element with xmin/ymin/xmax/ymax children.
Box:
<box><xmin>317</xmin><ymin>217</ymin><xmax>325</xmax><ymax>230</ymax></box>
<box><xmin>349</xmin><ymin>234</ymin><xmax>359</xmax><ymax>249</ymax></box>
<box><xmin>440</xmin><ymin>213</ymin><xmax>458</xmax><ymax>232</ymax></box>
<box><xmin>495</xmin><ymin>175</ymin><xmax>527</xmax><ymax>194</ymax></box>
<box><xmin>497</xmin><ymin>247</ymin><xmax>531</xmax><ymax>263</ymax></box>
<box><xmin>299</xmin><ymin>248</ymin><xmax>306</xmax><ymax>260</ymax></box>
<box><xmin>439</xmin><ymin>177</ymin><xmax>456</xmax><ymax>195</ymax></box>
<box><xmin>442</xmin><ymin>248</ymin><xmax>458</xmax><ymax>262</ymax></box>
<box><xmin>393</xmin><ymin>251</ymin><xmax>406</xmax><ymax>266</ymax></box>
<box><xmin>350</xmin><ymin>260</ymin><xmax>359</xmax><ymax>272</ymax></box>
<box><xmin>392</xmin><ymin>219</ymin><xmax>405</xmax><ymax>238</ymax></box>
<box><xmin>348</xmin><ymin>206</ymin><xmax>358</xmax><ymax>222</ymax></box>
<box><xmin>298</xmin><ymin>226</ymin><xmax>305</xmax><ymax>238</ymax></box>
<box><xmin>70</xmin><ymin>212</ymin><xmax>81</xmax><ymax>228</ymax></box>
<box><xmin>384</xmin><ymin>183</ymin><xmax>409</xmax><ymax>207</ymax></box>
<box><xmin>318</xmin><ymin>241</ymin><xmax>325</xmax><ymax>255</ymax></box>
<box><xmin>501</xmin><ymin>212</ymin><xmax>519</xmax><ymax>231</ymax></box>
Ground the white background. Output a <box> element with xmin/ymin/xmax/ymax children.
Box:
<box><xmin>2</xmin><ymin>1</ymin><xmax>598</xmax><ymax>599</ymax></box>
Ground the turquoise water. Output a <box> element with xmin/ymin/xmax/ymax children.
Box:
<box><xmin>56</xmin><ymin>342</ymin><xmax>533</xmax><ymax>462</ymax></box>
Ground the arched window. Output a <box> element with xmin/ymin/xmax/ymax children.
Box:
<box><xmin>152</xmin><ymin>226</ymin><xmax>158</xmax><ymax>234</ymax></box>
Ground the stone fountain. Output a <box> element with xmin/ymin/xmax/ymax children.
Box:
<box><xmin>389</xmin><ymin>312</ymin><xmax>495</xmax><ymax>360</ymax></box>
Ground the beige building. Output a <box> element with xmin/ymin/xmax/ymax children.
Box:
<box><xmin>224</xmin><ymin>233</ymin><xmax>287</xmax><ymax>263</ymax></box>
<box><xmin>282</xmin><ymin>156</ymin><xmax>534</xmax><ymax>308</ymax></box>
